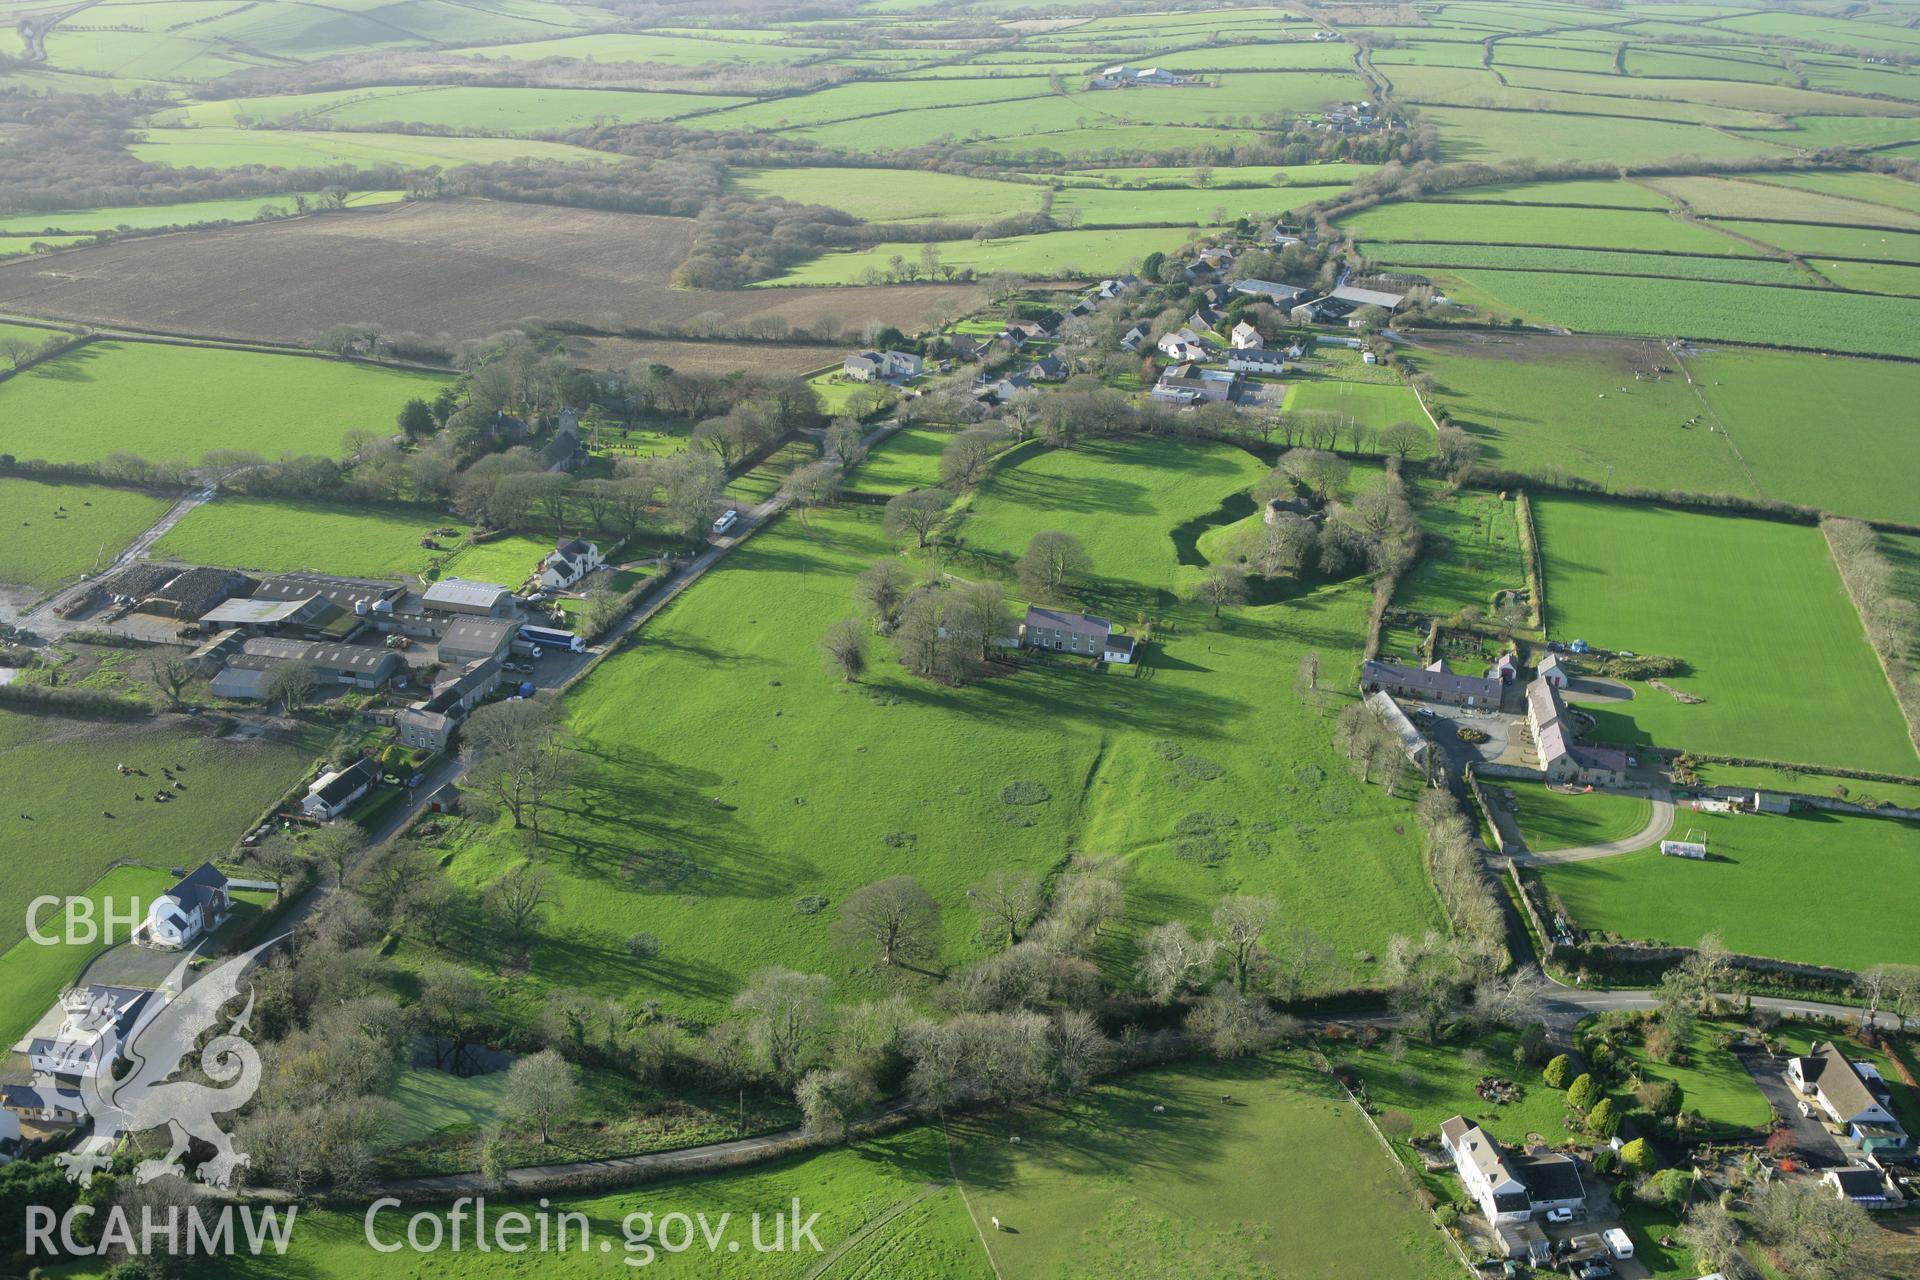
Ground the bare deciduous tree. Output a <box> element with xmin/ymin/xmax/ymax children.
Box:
<box><xmin>833</xmin><ymin>876</ymin><xmax>941</xmax><ymax>969</ymax></box>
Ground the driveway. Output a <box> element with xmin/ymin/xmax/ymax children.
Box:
<box><xmin>1511</xmin><ymin>789</ymin><xmax>1675</xmax><ymax>866</ymax></box>
<box><xmin>1734</xmin><ymin>1043</ymin><xmax>1847</xmax><ymax>1168</ymax></box>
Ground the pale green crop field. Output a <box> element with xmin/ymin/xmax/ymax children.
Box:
<box><xmin>764</xmin><ymin>225</ymin><xmax>1216</xmax><ymax>284</ymax></box>
<box><xmin>159</xmin><ymin>85</ymin><xmax>748</xmax><ymax>132</ymax></box>
<box><xmin>1364</xmin><ymin>242</ymin><xmax>1807</xmax><ymax>285</ymax></box>
<box><xmin>1424</xmin><ymin>105</ymin><xmax>1792</xmax><ymax>165</ymax></box>
<box><xmin>1648</xmin><ymin>175</ymin><xmax>1920</xmax><ymax>228</ymax></box>
<box><xmin>0</xmin><ymin>190</ymin><xmax>401</xmax><ymax>236</ymax></box>
<box><xmin>1436</xmin><ymin>269</ymin><xmax>1920</xmax><ymax>358</ymax></box>
<box><xmin>731</xmin><ymin>167</ymin><xmax>1046</xmax><ymax>222</ymax></box>
<box><xmin>1433</xmin><ymin>177</ymin><xmax>1673</xmax><ymax>209</ymax></box>
<box><xmin>462</xmin><ymin>31</ymin><xmax>835</xmax><ymax>64</ymax></box>
<box><xmin>1054</xmin><ymin>182</ymin><xmax>1353</xmax><ymax>226</ymax></box>
<box><xmin>1340</xmin><ymin>201</ymin><xmax>1744</xmax><ymax>254</ymax></box>
<box><xmin>1535</xmin><ymin>496</ymin><xmax>1917</xmax><ymax>773</ymax></box>
<box><xmin>129</xmin><ymin>126</ymin><xmax>614</xmax><ymax>170</ymax></box>
<box><xmin>690</xmin><ymin>76</ymin><xmax>1060</xmax><ymax>131</ymax></box>
<box><xmin>1756</xmin><ymin>169</ymin><xmax>1920</xmax><ymax>217</ymax></box>
<box><xmin>1065</xmin><ymin>161</ymin><xmax>1377</xmax><ymax>186</ymax></box>
<box><xmin>0</xmin><ymin>341</ymin><xmax>452</xmax><ymax>465</ymax></box>
<box><xmin>0</xmin><ymin>234</ymin><xmax>91</xmax><ymax>257</ymax></box>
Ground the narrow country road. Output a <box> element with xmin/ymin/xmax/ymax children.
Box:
<box><xmin>1511</xmin><ymin>787</ymin><xmax>1676</xmax><ymax>865</ymax></box>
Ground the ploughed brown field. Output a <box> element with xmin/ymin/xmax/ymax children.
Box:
<box><xmin>0</xmin><ymin>199</ymin><xmax>985</xmax><ymax>343</ymax></box>
<box><xmin>560</xmin><ymin>334</ymin><xmax>846</xmax><ymax>376</ymax></box>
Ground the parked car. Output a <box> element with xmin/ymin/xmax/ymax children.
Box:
<box><xmin>1546</xmin><ymin>1207</ymin><xmax>1574</xmax><ymax>1224</ymax></box>
<box><xmin>713</xmin><ymin>509</ymin><xmax>740</xmax><ymax>535</ymax></box>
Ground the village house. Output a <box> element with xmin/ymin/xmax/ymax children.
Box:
<box><xmin>1002</xmin><ymin>320</ymin><xmax>1052</xmax><ymax>346</ymax></box>
<box><xmin>132</xmin><ymin>862</ymin><xmax>231</xmax><ymax>950</ymax></box>
<box><xmin>1528</xmin><ymin>676</ymin><xmax>1628</xmax><ymax>787</ymax></box>
<box><xmin>1022</xmin><ymin>355</ymin><xmax>1069</xmax><ymax>382</ymax></box>
<box><xmin>1790</xmin><ymin>1043</ymin><xmax>1911</xmax><ymax>1154</ymax></box>
<box><xmin>843</xmin><ymin>350</ymin><xmax>923</xmax><ymax>382</ymax></box>
<box><xmin>972</xmin><ymin>372</ymin><xmax>1032</xmax><ymax>405</ymax></box>
<box><xmin>393</xmin><ymin>657</ymin><xmax>503</xmax><ymax>751</ymax></box>
<box><xmin>943</xmin><ymin>332</ymin><xmax>986</xmax><ymax>362</ymax></box>
<box><xmin>1360</xmin><ymin>658</ymin><xmax>1503</xmax><ymax>708</ymax></box>
<box><xmin>1189</xmin><ymin>305</ymin><xmax>1225</xmax><ymax>332</ymax></box>
<box><xmin>1230</xmin><ymin>320</ymin><xmax>1263</xmax><ymax>349</ymax></box>
<box><xmin>1021</xmin><ymin>606</ymin><xmax>1134</xmax><ymax>662</ymax></box>
<box><xmin>539</xmin><ymin>537</ymin><xmax>604</xmax><ymax>591</ymax></box>
<box><xmin>1157</xmin><ymin>328</ymin><xmax>1212</xmax><ymax>362</ymax></box>
<box><xmin>1093</xmin><ymin>275</ymin><xmax>1139</xmax><ymax>300</ymax></box>
<box><xmin>301</xmin><ymin>757</ymin><xmax>380</xmax><ymax>821</ymax></box>
<box><xmin>1537</xmin><ymin>651</ymin><xmax>1569</xmax><ymax>687</ymax></box>
<box><xmin>1227</xmin><ymin>348</ymin><xmax>1290</xmax><ymax>375</ymax></box>
<box><xmin>1440</xmin><ymin>1116</ymin><xmax>1586</xmax><ymax>1259</ymax></box>
<box><xmin>1119</xmin><ymin>324</ymin><xmax>1150</xmax><ymax>353</ymax></box>
<box><xmin>24</xmin><ymin>985</ymin><xmax>158</xmax><ymax>1082</ymax></box>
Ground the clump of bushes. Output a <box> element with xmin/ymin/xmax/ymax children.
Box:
<box><xmin>1000</xmin><ymin>780</ymin><xmax>1050</xmax><ymax>805</ymax></box>
<box><xmin>795</xmin><ymin>896</ymin><xmax>828</xmax><ymax>915</ymax></box>
<box><xmin>1602</xmin><ymin>654</ymin><xmax>1685</xmax><ymax>680</ymax></box>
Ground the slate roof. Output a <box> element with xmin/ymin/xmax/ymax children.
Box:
<box><xmin>423</xmin><ymin>578</ymin><xmax>512</xmax><ymax>610</ymax></box>
<box><xmin>1516</xmin><ymin>1154</ymin><xmax>1585</xmax><ymax>1204</ymax></box>
<box><xmin>1025</xmin><ymin>606</ymin><xmax>1110</xmax><ymax>639</ymax></box>
<box><xmin>1802</xmin><ymin>1042</ymin><xmax>1889</xmax><ymax>1121</ymax></box>
<box><xmin>310</xmin><ymin>758</ymin><xmax>378</xmax><ymax>807</ymax></box>
<box><xmin>1362</xmin><ymin>659</ymin><xmax>1502</xmax><ymax>702</ymax></box>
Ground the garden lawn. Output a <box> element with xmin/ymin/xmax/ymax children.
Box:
<box><xmin>0</xmin><ymin>342</ymin><xmax>451</xmax><ymax>466</ymax></box>
<box><xmin>1339</xmin><ymin>1028</ymin><xmax>1578</xmax><ymax>1151</ymax></box>
<box><xmin>440</xmin><ymin>534</ymin><xmax>554</xmax><ymax>589</ymax></box>
<box><xmin>153</xmin><ymin>498</ymin><xmax>470</xmax><ymax>581</ymax></box>
<box><xmin>0</xmin><ymin>864</ymin><xmax>176</xmax><ymax>1049</ymax></box>
<box><xmin>1505</xmin><ymin>784</ymin><xmax>1658</xmax><ymax>852</ymax></box>
<box><xmin>946</xmin><ymin>1054</ymin><xmax>1458</xmax><ymax>1280</ymax></box>
<box><xmin>846</xmin><ymin>426</ymin><xmax>952</xmax><ymax>495</ymax></box>
<box><xmin>416</xmin><ymin>436</ymin><xmax>1443</xmax><ymax>1026</ymax></box>
<box><xmin>1396</xmin><ymin>483</ymin><xmax>1528</xmax><ymax>620</ymax></box>
<box><xmin>0</xmin><ymin>711</ymin><xmax>328</xmax><ymax>953</ymax></box>
<box><xmin>1535</xmin><ymin>496</ymin><xmax>1918</xmax><ymax>772</ymax></box>
<box><xmin>1616</xmin><ymin>1019</ymin><xmax>1774</xmax><ymax>1135</ymax></box>
<box><xmin>0</xmin><ymin>477</ymin><xmax>173</xmax><ymax>589</ymax></box>
<box><xmin>1539</xmin><ymin>808</ymin><xmax>1920</xmax><ymax>969</ymax></box>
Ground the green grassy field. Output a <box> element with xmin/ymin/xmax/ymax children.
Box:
<box><xmin>0</xmin><ymin>477</ymin><xmax>173</xmax><ymax>589</ymax></box>
<box><xmin>1281</xmin><ymin>380</ymin><xmax>1428</xmax><ymax>432</ymax></box>
<box><xmin>946</xmin><ymin>1054</ymin><xmax>1459</xmax><ymax>1280</ymax></box>
<box><xmin>0</xmin><ymin>341</ymin><xmax>451</xmax><ymax>465</ymax></box>
<box><xmin>1364</xmin><ymin>242</ymin><xmax>1810</xmax><ymax>285</ymax></box>
<box><xmin>725</xmin><ymin>437</ymin><xmax>819</xmax><ymax>503</ymax></box>
<box><xmin>1432</xmin><ymin>177</ymin><xmax>1672</xmax><ymax>208</ymax></box>
<box><xmin>1053</xmin><ymin>182</ymin><xmax>1353</xmax><ymax>227</ymax></box>
<box><xmin>0</xmin><ymin>863</ymin><xmax>176</xmax><ymax>1049</ymax></box>
<box><xmin>1431</xmin><ymin>269</ymin><xmax>1920</xmax><ymax>358</ymax></box>
<box><xmin>845</xmin><ymin>426</ymin><xmax>952</xmax><ymax>494</ymax></box>
<box><xmin>1409</xmin><ymin>337</ymin><xmax>1755</xmax><ymax>498</ymax></box>
<box><xmin>129</xmin><ymin>126</ymin><xmax>613</xmax><ymax>171</ymax></box>
<box><xmin>1540</xmin><ymin>808</ymin><xmax>1920</xmax><ymax>969</ymax></box>
<box><xmin>1395</xmin><ymin>484</ymin><xmax>1529</xmax><ymax>620</ymax></box>
<box><xmin>1535</xmin><ymin>496</ymin><xmax>1917</xmax><ymax>773</ymax></box>
<box><xmin>0</xmin><ymin>191</ymin><xmax>403</xmax><ymax>236</ymax></box>
<box><xmin>409</xmin><ymin>433</ymin><xmax>1441</xmax><ymax>1028</ymax></box>
<box><xmin>1647</xmin><ymin>175</ymin><xmax>1920</xmax><ymax>228</ymax></box>
<box><xmin>1341</xmin><ymin>201</ymin><xmax>1744</xmax><ymax>254</ymax></box>
<box><xmin>153</xmin><ymin>498</ymin><xmax>470</xmax><ymax>581</ymax></box>
<box><xmin>1504</xmin><ymin>783</ymin><xmax>1659</xmax><ymax>852</ymax></box>
<box><xmin>732</xmin><ymin>167</ymin><xmax>1046</xmax><ymax>222</ymax></box>
<box><xmin>1692</xmin><ymin>761</ymin><xmax>1920</xmax><ymax>812</ymax></box>
<box><xmin>0</xmin><ymin>710</ymin><xmax>328</xmax><ymax>953</ymax></box>
<box><xmin>159</xmin><ymin>85</ymin><xmax>747</xmax><ymax>132</ymax></box>
<box><xmin>764</xmin><ymin>226</ymin><xmax>1216</xmax><ymax>285</ymax></box>
<box><xmin>1420</xmin><ymin>105</ymin><xmax>1792</xmax><ymax>167</ymax></box>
